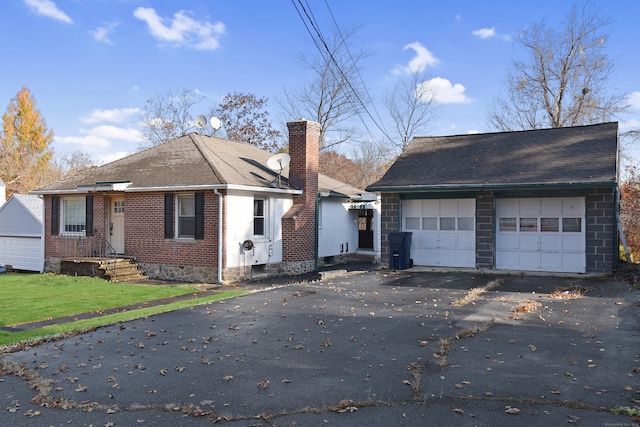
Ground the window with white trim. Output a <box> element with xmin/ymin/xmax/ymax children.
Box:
<box><xmin>62</xmin><ymin>197</ymin><xmax>85</xmax><ymax>234</ymax></box>
<box><xmin>253</xmin><ymin>198</ymin><xmax>265</xmax><ymax>236</ymax></box>
<box><xmin>177</xmin><ymin>194</ymin><xmax>195</xmax><ymax>238</ymax></box>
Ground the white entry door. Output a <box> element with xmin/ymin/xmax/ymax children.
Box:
<box><xmin>402</xmin><ymin>198</ymin><xmax>476</xmax><ymax>268</ymax></box>
<box><xmin>109</xmin><ymin>197</ymin><xmax>125</xmax><ymax>254</ymax></box>
<box><xmin>496</xmin><ymin>197</ymin><xmax>585</xmax><ymax>273</ymax></box>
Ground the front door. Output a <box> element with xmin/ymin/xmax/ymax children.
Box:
<box><xmin>109</xmin><ymin>196</ymin><xmax>125</xmax><ymax>255</ymax></box>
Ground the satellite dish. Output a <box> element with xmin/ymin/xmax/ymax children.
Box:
<box><xmin>267</xmin><ymin>153</ymin><xmax>290</xmax><ymax>171</ymax></box>
<box><xmin>195</xmin><ymin>115</ymin><xmax>207</xmax><ymax>129</ymax></box>
<box><xmin>267</xmin><ymin>153</ymin><xmax>290</xmax><ymax>188</ymax></box>
<box><xmin>210</xmin><ymin>116</ymin><xmax>221</xmax><ymax>131</ymax></box>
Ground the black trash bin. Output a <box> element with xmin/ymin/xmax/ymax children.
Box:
<box><xmin>388</xmin><ymin>231</ymin><xmax>412</xmax><ymax>269</ymax></box>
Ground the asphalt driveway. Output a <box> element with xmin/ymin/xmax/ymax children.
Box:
<box><xmin>1</xmin><ymin>269</ymin><xmax>639</xmax><ymax>426</ymax></box>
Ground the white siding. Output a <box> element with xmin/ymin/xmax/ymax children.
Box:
<box><xmin>318</xmin><ymin>199</ymin><xmax>359</xmax><ymax>258</ymax></box>
<box><xmin>225</xmin><ymin>191</ymin><xmax>292</xmax><ymax>268</ymax></box>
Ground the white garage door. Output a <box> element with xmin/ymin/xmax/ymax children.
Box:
<box><xmin>403</xmin><ymin>199</ymin><xmax>476</xmax><ymax>268</ymax></box>
<box><xmin>496</xmin><ymin>197</ymin><xmax>585</xmax><ymax>273</ymax></box>
<box><xmin>0</xmin><ymin>236</ymin><xmax>43</xmax><ymax>272</ymax></box>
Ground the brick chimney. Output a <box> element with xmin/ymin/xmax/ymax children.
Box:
<box><xmin>281</xmin><ymin>119</ymin><xmax>320</xmax><ymax>272</ymax></box>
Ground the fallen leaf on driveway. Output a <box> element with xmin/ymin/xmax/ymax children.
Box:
<box><xmin>257</xmin><ymin>380</ymin><xmax>269</xmax><ymax>389</ymax></box>
<box><xmin>505</xmin><ymin>407</ymin><xmax>520</xmax><ymax>414</ymax></box>
<box><xmin>223</xmin><ymin>375</ymin><xmax>233</xmax><ymax>381</ymax></box>
<box><xmin>453</xmin><ymin>408</ymin><xmax>464</xmax><ymax>414</ymax></box>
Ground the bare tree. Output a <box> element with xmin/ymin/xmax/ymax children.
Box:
<box><xmin>139</xmin><ymin>88</ymin><xmax>205</xmax><ymax>149</ymax></box>
<box><xmin>213</xmin><ymin>92</ymin><xmax>283</xmax><ymax>152</ymax></box>
<box><xmin>279</xmin><ymin>26</ymin><xmax>369</xmax><ymax>150</ymax></box>
<box><xmin>384</xmin><ymin>71</ymin><xmax>441</xmax><ymax>151</ymax></box>
<box><xmin>487</xmin><ymin>3</ymin><xmax>627</xmax><ymax>131</ymax></box>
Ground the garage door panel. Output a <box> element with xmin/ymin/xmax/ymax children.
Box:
<box><xmin>0</xmin><ymin>237</ymin><xmax>42</xmax><ymax>271</ymax></box>
<box><xmin>458</xmin><ymin>249</ymin><xmax>476</xmax><ymax>265</ymax></box>
<box><xmin>403</xmin><ymin>198</ymin><xmax>476</xmax><ymax>268</ymax></box>
<box><xmin>520</xmin><ymin>199</ymin><xmax>541</xmax><ymax>215</ymax></box>
<box><xmin>541</xmin><ymin>252</ymin><xmax>563</xmax><ymax>268</ymax></box>
<box><xmin>541</xmin><ymin>199</ymin><xmax>563</xmax><ymax>215</ymax></box>
<box><xmin>519</xmin><ymin>235</ymin><xmax>539</xmax><ymax>250</ymax></box>
<box><xmin>496</xmin><ymin>197</ymin><xmax>585</xmax><ymax>273</ymax></box>
<box><xmin>563</xmin><ymin>199</ymin><xmax>584</xmax><ymax>215</ymax></box>
<box><xmin>458</xmin><ymin>199</ymin><xmax>475</xmax><ymax>214</ymax></box>
<box><xmin>540</xmin><ymin>235</ymin><xmax>562</xmax><ymax>251</ymax></box>
<box><xmin>403</xmin><ymin>200</ymin><xmax>422</xmax><ymax>216</ymax></box>
<box><xmin>422</xmin><ymin>200</ymin><xmax>439</xmax><ymax>215</ymax></box>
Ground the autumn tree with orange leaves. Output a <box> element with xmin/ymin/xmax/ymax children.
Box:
<box><xmin>620</xmin><ymin>161</ymin><xmax>640</xmax><ymax>262</ymax></box>
<box><xmin>0</xmin><ymin>87</ymin><xmax>54</xmax><ymax>197</ymax></box>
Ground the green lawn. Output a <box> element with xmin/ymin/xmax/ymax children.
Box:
<box><xmin>0</xmin><ymin>273</ymin><xmax>246</xmax><ymax>347</ymax></box>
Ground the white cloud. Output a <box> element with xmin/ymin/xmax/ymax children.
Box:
<box><xmin>23</xmin><ymin>0</ymin><xmax>72</xmax><ymax>23</ymax></box>
<box><xmin>418</xmin><ymin>77</ymin><xmax>472</xmax><ymax>104</ymax></box>
<box><xmin>628</xmin><ymin>92</ymin><xmax>640</xmax><ymax>110</ymax></box>
<box><xmin>90</xmin><ymin>22</ymin><xmax>119</xmax><ymax>44</ymax></box>
<box><xmin>80</xmin><ymin>125</ymin><xmax>143</xmax><ymax>142</ymax></box>
<box><xmin>472</xmin><ymin>27</ymin><xmax>495</xmax><ymax>39</ymax></box>
<box><xmin>80</xmin><ymin>108</ymin><xmax>140</xmax><ymax>124</ymax></box>
<box><xmin>56</xmin><ymin>134</ymin><xmax>111</xmax><ymax>149</ymax></box>
<box><xmin>133</xmin><ymin>7</ymin><xmax>225</xmax><ymax>50</ymax></box>
<box><xmin>392</xmin><ymin>41</ymin><xmax>439</xmax><ymax>75</ymax></box>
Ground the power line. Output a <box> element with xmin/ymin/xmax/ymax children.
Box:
<box><xmin>291</xmin><ymin>0</ymin><xmax>394</xmax><ymax>144</ymax></box>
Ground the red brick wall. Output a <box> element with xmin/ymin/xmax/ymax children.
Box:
<box><xmin>125</xmin><ymin>191</ymin><xmax>219</xmax><ymax>267</ymax></box>
<box><xmin>43</xmin><ymin>190</ymin><xmax>221</xmax><ymax>269</ymax></box>
<box><xmin>282</xmin><ymin>120</ymin><xmax>320</xmax><ymax>263</ymax></box>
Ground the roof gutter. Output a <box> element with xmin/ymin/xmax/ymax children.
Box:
<box><xmin>30</xmin><ymin>183</ymin><xmax>304</xmax><ymax>196</ymax></box>
<box><xmin>366</xmin><ymin>181</ymin><xmax>617</xmax><ymax>193</ymax></box>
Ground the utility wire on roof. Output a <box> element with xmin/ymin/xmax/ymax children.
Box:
<box><xmin>291</xmin><ymin>0</ymin><xmax>394</xmax><ymax>144</ymax></box>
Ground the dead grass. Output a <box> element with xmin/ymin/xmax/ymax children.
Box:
<box><xmin>431</xmin><ymin>319</ymin><xmax>496</xmax><ymax>369</ymax></box>
<box><xmin>454</xmin><ymin>279</ymin><xmax>503</xmax><ymax>306</ymax></box>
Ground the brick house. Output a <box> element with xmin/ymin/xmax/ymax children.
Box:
<box><xmin>32</xmin><ymin>119</ymin><xmax>379</xmax><ymax>283</ymax></box>
<box><xmin>366</xmin><ymin>122</ymin><xmax>619</xmax><ymax>274</ymax></box>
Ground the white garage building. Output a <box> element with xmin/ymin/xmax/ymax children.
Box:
<box><xmin>0</xmin><ymin>193</ymin><xmax>44</xmax><ymax>272</ymax></box>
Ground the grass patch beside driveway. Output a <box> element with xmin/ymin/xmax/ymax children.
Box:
<box><xmin>0</xmin><ymin>273</ymin><xmax>246</xmax><ymax>348</ymax></box>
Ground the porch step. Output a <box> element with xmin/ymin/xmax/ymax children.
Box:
<box><xmin>99</xmin><ymin>258</ymin><xmax>147</xmax><ymax>283</ymax></box>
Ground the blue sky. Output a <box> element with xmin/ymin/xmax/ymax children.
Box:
<box><xmin>1</xmin><ymin>0</ymin><xmax>639</xmax><ymax>165</ymax></box>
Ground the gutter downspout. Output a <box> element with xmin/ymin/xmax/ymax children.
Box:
<box><xmin>214</xmin><ymin>189</ymin><xmax>225</xmax><ymax>285</ymax></box>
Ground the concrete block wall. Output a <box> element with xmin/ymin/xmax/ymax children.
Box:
<box><xmin>586</xmin><ymin>188</ymin><xmax>616</xmax><ymax>273</ymax></box>
<box><xmin>475</xmin><ymin>190</ymin><xmax>494</xmax><ymax>269</ymax></box>
<box><xmin>378</xmin><ymin>192</ymin><xmax>400</xmax><ymax>267</ymax></box>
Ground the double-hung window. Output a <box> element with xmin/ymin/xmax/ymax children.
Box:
<box><xmin>63</xmin><ymin>197</ymin><xmax>86</xmax><ymax>234</ymax></box>
<box><xmin>253</xmin><ymin>198</ymin><xmax>265</xmax><ymax>236</ymax></box>
<box><xmin>178</xmin><ymin>195</ymin><xmax>195</xmax><ymax>238</ymax></box>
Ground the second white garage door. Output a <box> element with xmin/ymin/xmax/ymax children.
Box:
<box><xmin>403</xmin><ymin>199</ymin><xmax>476</xmax><ymax>268</ymax></box>
<box><xmin>496</xmin><ymin>197</ymin><xmax>585</xmax><ymax>273</ymax></box>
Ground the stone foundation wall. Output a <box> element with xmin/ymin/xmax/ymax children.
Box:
<box><xmin>138</xmin><ymin>262</ymin><xmax>218</xmax><ymax>284</ymax></box>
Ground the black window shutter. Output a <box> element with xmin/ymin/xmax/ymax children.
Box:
<box><xmin>164</xmin><ymin>193</ymin><xmax>174</xmax><ymax>238</ymax></box>
<box><xmin>195</xmin><ymin>192</ymin><xmax>205</xmax><ymax>240</ymax></box>
<box><xmin>51</xmin><ymin>196</ymin><xmax>59</xmax><ymax>235</ymax></box>
<box><xmin>85</xmin><ymin>195</ymin><xmax>94</xmax><ymax>236</ymax></box>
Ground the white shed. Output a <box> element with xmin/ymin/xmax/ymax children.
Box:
<box><xmin>0</xmin><ymin>194</ymin><xmax>44</xmax><ymax>272</ymax></box>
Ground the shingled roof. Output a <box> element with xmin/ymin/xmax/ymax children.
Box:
<box><xmin>33</xmin><ymin>133</ymin><xmax>371</xmax><ymax>200</ymax></box>
<box><xmin>367</xmin><ymin>122</ymin><xmax>619</xmax><ymax>192</ymax></box>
